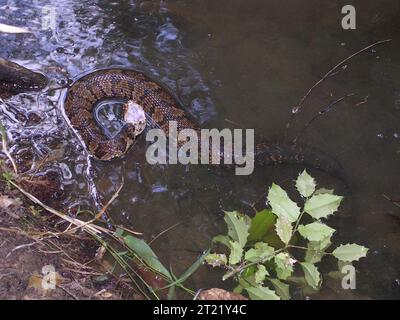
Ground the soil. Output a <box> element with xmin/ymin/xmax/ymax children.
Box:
<box><xmin>0</xmin><ymin>183</ymin><xmax>127</xmax><ymax>300</ymax></box>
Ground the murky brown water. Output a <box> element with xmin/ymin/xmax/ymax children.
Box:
<box><xmin>0</xmin><ymin>0</ymin><xmax>399</xmax><ymax>299</ymax></box>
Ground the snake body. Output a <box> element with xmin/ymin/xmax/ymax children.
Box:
<box><xmin>64</xmin><ymin>68</ymin><xmax>198</xmax><ymax>160</ymax></box>
<box><xmin>64</xmin><ymin>68</ymin><xmax>345</xmax><ymax>179</ymax></box>
<box><xmin>0</xmin><ymin>58</ymin><xmax>47</xmax><ymax>98</ymax></box>
<box><xmin>0</xmin><ymin>60</ymin><xmax>345</xmax><ymax>179</ymax></box>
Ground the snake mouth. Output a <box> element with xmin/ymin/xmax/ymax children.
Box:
<box><xmin>123</xmin><ymin>100</ymin><xmax>146</xmax><ymax>137</ymax></box>
<box><xmin>92</xmin><ymin>99</ymin><xmax>147</xmax><ymax>139</ymax></box>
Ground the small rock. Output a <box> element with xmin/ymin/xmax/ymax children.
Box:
<box><xmin>196</xmin><ymin>288</ymin><xmax>248</xmax><ymax>300</ymax></box>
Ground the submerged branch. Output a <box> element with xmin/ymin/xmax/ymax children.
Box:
<box><xmin>286</xmin><ymin>39</ymin><xmax>392</xmax><ymax>136</ymax></box>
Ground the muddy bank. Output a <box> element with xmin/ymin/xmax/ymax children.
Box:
<box><xmin>0</xmin><ymin>182</ymin><xmax>129</xmax><ymax>300</ymax></box>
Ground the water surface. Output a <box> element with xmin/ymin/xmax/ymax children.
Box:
<box><xmin>0</xmin><ymin>0</ymin><xmax>399</xmax><ymax>299</ymax></box>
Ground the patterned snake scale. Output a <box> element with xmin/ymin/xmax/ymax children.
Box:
<box><xmin>64</xmin><ymin>68</ymin><xmax>345</xmax><ymax>179</ymax></box>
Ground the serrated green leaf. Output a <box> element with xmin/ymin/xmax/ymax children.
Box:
<box><xmin>267</xmin><ymin>183</ymin><xmax>301</xmax><ymax>222</ymax></box>
<box><xmin>205</xmin><ymin>253</ymin><xmax>227</xmax><ymax>267</ymax></box>
<box><xmin>224</xmin><ymin>211</ymin><xmax>251</xmax><ymax>248</ymax></box>
<box><xmin>275</xmin><ymin>216</ymin><xmax>293</xmax><ymax>245</ymax></box>
<box><xmin>304</xmin><ymin>238</ymin><xmax>331</xmax><ymax>264</ymax></box>
<box><xmin>274</xmin><ymin>253</ymin><xmax>295</xmax><ymax>280</ymax></box>
<box><xmin>332</xmin><ymin>244</ymin><xmax>368</xmax><ymax>262</ymax></box>
<box><xmin>244</xmin><ymin>242</ymin><xmax>275</xmax><ymax>263</ymax></box>
<box><xmin>304</xmin><ymin>193</ymin><xmax>343</xmax><ymax>219</ymax></box>
<box><xmin>238</xmin><ymin>275</ymin><xmax>258</xmax><ymax>288</ymax></box>
<box><xmin>246</xmin><ymin>286</ymin><xmax>280</xmax><ymax>300</ymax></box>
<box><xmin>296</xmin><ymin>170</ymin><xmax>316</xmax><ymax>197</ymax></box>
<box><xmin>233</xmin><ymin>284</ymin><xmax>244</xmax><ymax>294</ymax></box>
<box><xmin>123</xmin><ymin>235</ymin><xmax>171</xmax><ymax>279</ymax></box>
<box><xmin>229</xmin><ymin>241</ymin><xmax>243</xmax><ymax>265</ymax></box>
<box><xmin>298</xmin><ymin>222</ymin><xmax>335</xmax><ymax>242</ymax></box>
<box><xmin>300</xmin><ymin>262</ymin><xmax>321</xmax><ymax>289</ymax></box>
<box><xmin>270</xmin><ymin>278</ymin><xmax>290</xmax><ymax>300</ymax></box>
<box><xmin>248</xmin><ymin>209</ymin><xmax>276</xmax><ymax>242</ymax></box>
<box><xmin>212</xmin><ymin>235</ymin><xmax>231</xmax><ymax>248</ymax></box>
<box><xmin>255</xmin><ymin>265</ymin><xmax>268</xmax><ymax>284</ymax></box>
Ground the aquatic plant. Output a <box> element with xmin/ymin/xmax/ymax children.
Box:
<box><xmin>205</xmin><ymin>171</ymin><xmax>368</xmax><ymax>300</ymax></box>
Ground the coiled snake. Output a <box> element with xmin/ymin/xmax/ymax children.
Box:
<box><xmin>0</xmin><ymin>61</ymin><xmax>345</xmax><ymax>179</ymax></box>
<box><xmin>63</xmin><ymin>68</ymin><xmax>344</xmax><ymax>179</ymax></box>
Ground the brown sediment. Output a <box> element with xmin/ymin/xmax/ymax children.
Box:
<box><xmin>17</xmin><ymin>171</ymin><xmax>64</xmax><ymax>204</ymax></box>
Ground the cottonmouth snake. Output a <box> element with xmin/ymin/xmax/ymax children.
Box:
<box><xmin>0</xmin><ymin>61</ymin><xmax>345</xmax><ymax>179</ymax></box>
<box><xmin>63</xmin><ymin>68</ymin><xmax>345</xmax><ymax>179</ymax></box>
<box><xmin>0</xmin><ymin>58</ymin><xmax>48</xmax><ymax>98</ymax></box>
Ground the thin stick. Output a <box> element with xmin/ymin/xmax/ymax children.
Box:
<box><xmin>9</xmin><ymin>180</ymin><xmax>105</xmax><ymax>235</ymax></box>
<box><xmin>0</xmin><ymin>116</ymin><xmax>17</xmax><ymax>174</ymax></box>
<box><xmin>63</xmin><ymin>179</ymin><xmax>126</xmax><ymax>234</ymax></box>
<box><xmin>383</xmin><ymin>194</ymin><xmax>400</xmax><ymax>208</ymax></box>
<box><xmin>95</xmin><ymin>178</ymin><xmax>124</xmax><ymax>220</ymax></box>
<box><xmin>149</xmin><ymin>222</ymin><xmax>182</xmax><ymax>245</ymax></box>
<box><xmin>293</xmin><ymin>94</ymin><xmax>354</xmax><ymax>144</ymax></box>
<box><xmin>286</xmin><ymin>39</ymin><xmax>392</xmax><ymax>135</ymax></box>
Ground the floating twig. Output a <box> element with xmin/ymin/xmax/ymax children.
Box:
<box><xmin>293</xmin><ymin>94</ymin><xmax>355</xmax><ymax>144</ymax></box>
<box><xmin>149</xmin><ymin>222</ymin><xmax>182</xmax><ymax>245</ymax></box>
<box><xmin>383</xmin><ymin>194</ymin><xmax>400</xmax><ymax>208</ymax></box>
<box><xmin>286</xmin><ymin>39</ymin><xmax>392</xmax><ymax>136</ymax></box>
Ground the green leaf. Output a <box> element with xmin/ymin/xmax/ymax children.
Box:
<box><xmin>255</xmin><ymin>265</ymin><xmax>268</xmax><ymax>284</ymax></box>
<box><xmin>123</xmin><ymin>235</ymin><xmax>171</xmax><ymax>279</ymax></box>
<box><xmin>245</xmin><ymin>286</ymin><xmax>280</xmax><ymax>300</ymax></box>
<box><xmin>244</xmin><ymin>242</ymin><xmax>275</xmax><ymax>263</ymax></box>
<box><xmin>275</xmin><ymin>216</ymin><xmax>293</xmax><ymax>245</ymax></box>
<box><xmin>304</xmin><ymin>238</ymin><xmax>331</xmax><ymax>264</ymax></box>
<box><xmin>238</xmin><ymin>275</ymin><xmax>258</xmax><ymax>288</ymax></box>
<box><xmin>296</xmin><ymin>170</ymin><xmax>316</xmax><ymax>197</ymax></box>
<box><xmin>224</xmin><ymin>211</ymin><xmax>251</xmax><ymax>248</ymax></box>
<box><xmin>248</xmin><ymin>209</ymin><xmax>276</xmax><ymax>242</ymax></box>
<box><xmin>298</xmin><ymin>222</ymin><xmax>335</xmax><ymax>242</ymax></box>
<box><xmin>229</xmin><ymin>241</ymin><xmax>243</xmax><ymax>265</ymax></box>
<box><xmin>270</xmin><ymin>278</ymin><xmax>290</xmax><ymax>300</ymax></box>
<box><xmin>304</xmin><ymin>194</ymin><xmax>343</xmax><ymax>219</ymax></box>
<box><xmin>233</xmin><ymin>285</ymin><xmax>244</xmax><ymax>294</ymax></box>
<box><xmin>300</xmin><ymin>262</ymin><xmax>321</xmax><ymax>289</ymax></box>
<box><xmin>274</xmin><ymin>253</ymin><xmax>295</xmax><ymax>280</ymax></box>
<box><xmin>162</xmin><ymin>250</ymin><xmax>210</xmax><ymax>290</ymax></box>
<box><xmin>212</xmin><ymin>235</ymin><xmax>231</xmax><ymax>248</ymax></box>
<box><xmin>328</xmin><ymin>261</ymin><xmax>354</xmax><ymax>280</ymax></box>
<box><xmin>205</xmin><ymin>253</ymin><xmax>227</xmax><ymax>267</ymax></box>
<box><xmin>267</xmin><ymin>184</ymin><xmax>301</xmax><ymax>222</ymax></box>
<box><xmin>332</xmin><ymin>244</ymin><xmax>369</xmax><ymax>262</ymax></box>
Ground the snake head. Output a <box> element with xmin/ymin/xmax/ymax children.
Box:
<box><xmin>123</xmin><ymin>123</ymin><xmax>138</xmax><ymax>141</ymax></box>
<box><xmin>123</xmin><ymin>100</ymin><xmax>146</xmax><ymax>137</ymax></box>
<box><xmin>0</xmin><ymin>58</ymin><xmax>48</xmax><ymax>98</ymax></box>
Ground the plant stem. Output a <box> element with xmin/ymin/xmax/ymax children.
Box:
<box><xmin>287</xmin><ymin>245</ymin><xmax>308</xmax><ymax>251</ymax></box>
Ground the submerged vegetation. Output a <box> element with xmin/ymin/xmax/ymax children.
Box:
<box><xmin>205</xmin><ymin>171</ymin><xmax>369</xmax><ymax>300</ymax></box>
